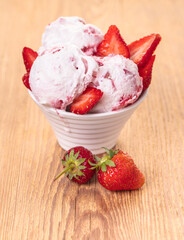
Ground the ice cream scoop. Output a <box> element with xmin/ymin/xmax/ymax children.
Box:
<box><xmin>91</xmin><ymin>55</ymin><xmax>143</xmax><ymax>112</ymax></box>
<box><xmin>39</xmin><ymin>16</ymin><xmax>104</xmax><ymax>56</ymax></box>
<box><xmin>29</xmin><ymin>45</ymin><xmax>98</xmax><ymax>109</ymax></box>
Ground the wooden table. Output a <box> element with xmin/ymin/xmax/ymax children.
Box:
<box><xmin>0</xmin><ymin>0</ymin><xmax>184</xmax><ymax>239</ymax></box>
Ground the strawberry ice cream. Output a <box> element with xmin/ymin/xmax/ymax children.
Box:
<box><xmin>29</xmin><ymin>45</ymin><xmax>98</xmax><ymax>109</ymax></box>
<box><xmin>22</xmin><ymin>17</ymin><xmax>161</xmax><ymax>114</ymax></box>
<box><xmin>39</xmin><ymin>16</ymin><xmax>103</xmax><ymax>56</ymax></box>
<box><xmin>91</xmin><ymin>55</ymin><xmax>143</xmax><ymax>112</ymax></box>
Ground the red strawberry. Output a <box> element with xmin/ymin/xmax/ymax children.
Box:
<box><xmin>139</xmin><ymin>55</ymin><xmax>156</xmax><ymax>90</ymax></box>
<box><xmin>128</xmin><ymin>33</ymin><xmax>161</xmax><ymax>67</ymax></box>
<box><xmin>22</xmin><ymin>72</ymin><xmax>31</xmax><ymax>90</ymax></box>
<box><xmin>92</xmin><ymin>148</ymin><xmax>145</xmax><ymax>191</ymax></box>
<box><xmin>54</xmin><ymin>146</ymin><xmax>96</xmax><ymax>184</ymax></box>
<box><xmin>70</xmin><ymin>87</ymin><xmax>103</xmax><ymax>115</ymax></box>
<box><xmin>22</xmin><ymin>47</ymin><xmax>38</xmax><ymax>72</ymax></box>
<box><xmin>22</xmin><ymin>47</ymin><xmax>37</xmax><ymax>90</ymax></box>
<box><xmin>96</xmin><ymin>25</ymin><xmax>130</xmax><ymax>58</ymax></box>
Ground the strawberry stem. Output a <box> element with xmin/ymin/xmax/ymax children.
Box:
<box><xmin>89</xmin><ymin>148</ymin><xmax>117</xmax><ymax>172</ymax></box>
<box><xmin>54</xmin><ymin>150</ymin><xmax>87</xmax><ymax>182</ymax></box>
<box><xmin>54</xmin><ymin>166</ymin><xmax>71</xmax><ymax>181</ymax></box>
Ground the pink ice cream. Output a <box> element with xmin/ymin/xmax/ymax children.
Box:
<box><xmin>29</xmin><ymin>45</ymin><xmax>98</xmax><ymax>109</ymax></box>
<box><xmin>29</xmin><ymin>17</ymin><xmax>143</xmax><ymax>113</ymax></box>
<box><xmin>39</xmin><ymin>16</ymin><xmax>103</xmax><ymax>56</ymax></box>
<box><xmin>91</xmin><ymin>55</ymin><xmax>143</xmax><ymax>112</ymax></box>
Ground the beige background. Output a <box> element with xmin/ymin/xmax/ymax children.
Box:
<box><xmin>0</xmin><ymin>0</ymin><xmax>184</xmax><ymax>239</ymax></box>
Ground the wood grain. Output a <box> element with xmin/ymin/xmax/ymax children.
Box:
<box><xmin>0</xmin><ymin>0</ymin><xmax>184</xmax><ymax>239</ymax></box>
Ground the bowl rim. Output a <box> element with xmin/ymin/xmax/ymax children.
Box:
<box><xmin>29</xmin><ymin>89</ymin><xmax>148</xmax><ymax>120</ymax></box>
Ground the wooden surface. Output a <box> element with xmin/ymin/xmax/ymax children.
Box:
<box><xmin>0</xmin><ymin>0</ymin><xmax>184</xmax><ymax>239</ymax></box>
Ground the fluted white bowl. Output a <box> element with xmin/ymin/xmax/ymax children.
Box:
<box><xmin>29</xmin><ymin>90</ymin><xmax>148</xmax><ymax>154</ymax></box>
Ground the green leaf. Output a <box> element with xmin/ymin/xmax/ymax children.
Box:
<box><xmin>103</xmin><ymin>147</ymin><xmax>110</xmax><ymax>155</ymax></box>
<box><xmin>62</xmin><ymin>160</ymin><xmax>66</xmax><ymax>166</ymax></box>
<box><xmin>115</xmin><ymin>149</ymin><xmax>119</xmax><ymax>154</ymax></box>
<box><xmin>77</xmin><ymin>171</ymin><xmax>85</xmax><ymax>177</ymax></box>
<box><xmin>79</xmin><ymin>165</ymin><xmax>86</xmax><ymax>170</ymax></box>
<box><xmin>94</xmin><ymin>156</ymin><xmax>101</xmax><ymax>162</ymax></box>
<box><xmin>65</xmin><ymin>154</ymin><xmax>69</xmax><ymax>161</ymax></box>
<box><xmin>65</xmin><ymin>172</ymin><xmax>69</xmax><ymax>178</ymax></box>
<box><xmin>73</xmin><ymin>175</ymin><xmax>80</xmax><ymax>181</ymax></box>
<box><xmin>88</xmin><ymin>160</ymin><xmax>96</xmax><ymax>166</ymax></box>
<box><xmin>74</xmin><ymin>151</ymin><xmax>79</xmax><ymax>160</ymax></box>
<box><xmin>101</xmin><ymin>163</ymin><xmax>107</xmax><ymax>172</ymax></box>
<box><xmin>109</xmin><ymin>149</ymin><xmax>114</xmax><ymax>159</ymax></box>
<box><xmin>77</xmin><ymin>158</ymin><xmax>86</xmax><ymax>165</ymax></box>
<box><xmin>68</xmin><ymin>173</ymin><xmax>73</xmax><ymax>180</ymax></box>
<box><xmin>69</xmin><ymin>149</ymin><xmax>74</xmax><ymax>159</ymax></box>
<box><xmin>106</xmin><ymin>160</ymin><xmax>116</xmax><ymax>167</ymax></box>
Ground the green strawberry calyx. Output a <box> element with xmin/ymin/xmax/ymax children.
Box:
<box><xmin>54</xmin><ymin>149</ymin><xmax>86</xmax><ymax>181</ymax></box>
<box><xmin>89</xmin><ymin>148</ymin><xmax>118</xmax><ymax>172</ymax></box>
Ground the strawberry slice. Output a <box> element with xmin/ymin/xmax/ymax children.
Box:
<box><xmin>128</xmin><ymin>33</ymin><xmax>161</xmax><ymax>67</ymax></box>
<box><xmin>22</xmin><ymin>47</ymin><xmax>38</xmax><ymax>72</ymax></box>
<box><xmin>22</xmin><ymin>47</ymin><xmax>37</xmax><ymax>90</ymax></box>
<box><xmin>22</xmin><ymin>72</ymin><xmax>31</xmax><ymax>90</ymax></box>
<box><xmin>139</xmin><ymin>55</ymin><xmax>156</xmax><ymax>90</ymax></box>
<box><xmin>71</xmin><ymin>87</ymin><xmax>103</xmax><ymax>114</ymax></box>
<box><xmin>96</xmin><ymin>25</ymin><xmax>130</xmax><ymax>58</ymax></box>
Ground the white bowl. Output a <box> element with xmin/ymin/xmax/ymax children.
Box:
<box><xmin>29</xmin><ymin>90</ymin><xmax>148</xmax><ymax>154</ymax></box>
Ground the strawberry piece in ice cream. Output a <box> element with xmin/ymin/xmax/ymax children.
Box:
<box><xmin>91</xmin><ymin>55</ymin><xmax>143</xmax><ymax>112</ymax></box>
<box><xmin>29</xmin><ymin>45</ymin><xmax>98</xmax><ymax>109</ymax></box>
<box><xmin>39</xmin><ymin>17</ymin><xmax>103</xmax><ymax>56</ymax></box>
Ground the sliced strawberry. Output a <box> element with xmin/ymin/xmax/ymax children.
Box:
<box><xmin>96</xmin><ymin>25</ymin><xmax>130</xmax><ymax>58</ymax></box>
<box><xmin>128</xmin><ymin>33</ymin><xmax>161</xmax><ymax>67</ymax></box>
<box><xmin>22</xmin><ymin>47</ymin><xmax>38</xmax><ymax>72</ymax></box>
<box><xmin>22</xmin><ymin>72</ymin><xmax>31</xmax><ymax>90</ymax></box>
<box><xmin>71</xmin><ymin>87</ymin><xmax>103</xmax><ymax>114</ymax></box>
<box><xmin>139</xmin><ymin>55</ymin><xmax>156</xmax><ymax>90</ymax></box>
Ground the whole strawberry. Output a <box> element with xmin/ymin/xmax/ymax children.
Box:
<box><xmin>92</xmin><ymin>148</ymin><xmax>145</xmax><ymax>191</ymax></box>
<box><xmin>54</xmin><ymin>146</ymin><xmax>96</xmax><ymax>184</ymax></box>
